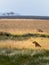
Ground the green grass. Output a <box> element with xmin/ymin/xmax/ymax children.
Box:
<box><xmin>0</xmin><ymin>48</ymin><xmax>49</xmax><ymax>65</ymax></box>
<box><xmin>0</xmin><ymin>32</ymin><xmax>49</xmax><ymax>41</ymax></box>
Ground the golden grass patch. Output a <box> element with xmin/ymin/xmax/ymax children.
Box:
<box><xmin>0</xmin><ymin>19</ymin><xmax>49</xmax><ymax>50</ymax></box>
<box><xmin>0</xmin><ymin>37</ymin><xmax>49</xmax><ymax>50</ymax></box>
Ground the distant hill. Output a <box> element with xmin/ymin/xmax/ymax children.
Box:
<box><xmin>0</xmin><ymin>16</ymin><xmax>49</xmax><ymax>20</ymax></box>
<box><xmin>0</xmin><ymin>12</ymin><xmax>49</xmax><ymax>20</ymax></box>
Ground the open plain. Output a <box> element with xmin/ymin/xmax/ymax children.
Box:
<box><xmin>0</xmin><ymin>19</ymin><xmax>49</xmax><ymax>34</ymax></box>
<box><xmin>0</xmin><ymin>19</ymin><xmax>49</xmax><ymax>49</ymax></box>
<box><xmin>0</xmin><ymin>19</ymin><xmax>49</xmax><ymax>65</ymax></box>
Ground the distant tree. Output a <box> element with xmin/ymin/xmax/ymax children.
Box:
<box><xmin>7</xmin><ymin>13</ymin><xmax>10</xmax><ymax>16</ymax></box>
<box><xmin>10</xmin><ymin>12</ymin><xmax>14</xmax><ymax>16</ymax></box>
<box><xmin>10</xmin><ymin>12</ymin><xmax>14</xmax><ymax>14</ymax></box>
<box><xmin>3</xmin><ymin>13</ymin><xmax>6</xmax><ymax>16</ymax></box>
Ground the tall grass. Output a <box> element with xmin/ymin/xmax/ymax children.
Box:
<box><xmin>0</xmin><ymin>32</ymin><xmax>49</xmax><ymax>40</ymax></box>
<box><xmin>0</xmin><ymin>48</ymin><xmax>49</xmax><ymax>65</ymax></box>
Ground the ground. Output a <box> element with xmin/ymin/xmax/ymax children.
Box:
<box><xmin>0</xmin><ymin>19</ymin><xmax>49</xmax><ymax>65</ymax></box>
<box><xmin>0</xmin><ymin>19</ymin><xmax>49</xmax><ymax>49</ymax></box>
<box><xmin>0</xmin><ymin>49</ymin><xmax>49</xmax><ymax>65</ymax></box>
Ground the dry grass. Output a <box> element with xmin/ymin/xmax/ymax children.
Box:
<box><xmin>0</xmin><ymin>19</ymin><xmax>49</xmax><ymax>34</ymax></box>
<box><xmin>0</xmin><ymin>37</ymin><xmax>49</xmax><ymax>50</ymax></box>
<box><xmin>0</xmin><ymin>19</ymin><xmax>49</xmax><ymax>50</ymax></box>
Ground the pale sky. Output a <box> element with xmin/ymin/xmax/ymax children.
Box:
<box><xmin>0</xmin><ymin>0</ymin><xmax>49</xmax><ymax>16</ymax></box>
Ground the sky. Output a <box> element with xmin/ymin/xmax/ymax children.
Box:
<box><xmin>0</xmin><ymin>0</ymin><xmax>49</xmax><ymax>16</ymax></box>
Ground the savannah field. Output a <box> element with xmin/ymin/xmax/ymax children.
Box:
<box><xmin>0</xmin><ymin>19</ymin><xmax>49</xmax><ymax>65</ymax></box>
<box><xmin>0</xmin><ymin>19</ymin><xmax>49</xmax><ymax>49</ymax></box>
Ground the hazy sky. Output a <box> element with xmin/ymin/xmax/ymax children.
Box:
<box><xmin>0</xmin><ymin>0</ymin><xmax>49</xmax><ymax>16</ymax></box>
